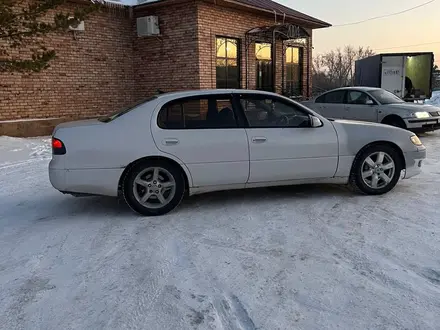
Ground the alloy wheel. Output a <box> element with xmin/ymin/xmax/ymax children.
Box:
<box><xmin>361</xmin><ymin>151</ymin><xmax>396</xmax><ymax>189</ymax></box>
<box><xmin>132</xmin><ymin>167</ymin><xmax>176</xmax><ymax>209</ymax></box>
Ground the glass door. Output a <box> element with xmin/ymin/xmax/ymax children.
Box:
<box><xmin>285</xmin><ymin>46</ymin><xmax>303</xmax><ymax>97</ymax></box>
<box><xmin>255</xmin><ymin>43</ymin><xmax>273</xmax><ymax>92</ymax></box>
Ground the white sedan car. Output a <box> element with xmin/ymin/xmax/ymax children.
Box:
<box><xmin>49</xmin><ymin>89</ymin><xmax>426</xmax><ymax>216</ymax></box>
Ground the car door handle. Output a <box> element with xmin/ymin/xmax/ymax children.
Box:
<box><xmin>162</xmin><ymin>138</ymin><xmax>179</xmax><ymax>146</ymax></box>
<box><xmin>252</xmin><ymin>137</ymin><xmax>267</xmax><ymax>143</ymax></box>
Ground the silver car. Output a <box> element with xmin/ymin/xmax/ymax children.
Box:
<box><xmin>49</xmin><ymin>89</ymin><xmax>426</xmax><ymax>216</ymax></box>
<box><xmin>303</xmin><ymin>87</ymin><xmax>440</xmax><ymax>132</ymax></box>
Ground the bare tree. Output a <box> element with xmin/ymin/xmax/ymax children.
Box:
<box><xmin>312</xmin><ymin>45</ymin><xmax>374</xmax><ymax>93</ymax></box>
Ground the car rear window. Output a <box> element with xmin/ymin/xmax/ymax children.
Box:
<box><xmin>99</xmin><ymin>96</ymin><xmax>157</xmax><ymax>123</ymax></box>
<box><xmin>157</xmin><ymin>95</ymin><xmax>238</xmax><ymax>129</ymax></box>
<box><xmin>318</xmin><ymin>90</ymin><xmax>345</xmax><ymax>104</ymax></box>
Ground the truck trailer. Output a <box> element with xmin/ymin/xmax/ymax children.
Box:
<box><xmin>354</xmin><ymin>52</ymin><xmax>434</xmax><ymax>102</ymax></box>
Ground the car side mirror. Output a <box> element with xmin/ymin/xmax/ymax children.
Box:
<box><xmin>366</xmin><ymin>99</ymin><xmax>374</xmax><ymax>105</ymax></box>
<box><xmin>310</xmin><ymin>115</ymin><xmax>323</xmax><ymax>128</ymax></box>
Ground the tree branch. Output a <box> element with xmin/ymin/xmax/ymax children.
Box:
<box><xmin>0</xmin><ymin>0</ymin><xmax>104</xmax><ymax>73</ymax></box>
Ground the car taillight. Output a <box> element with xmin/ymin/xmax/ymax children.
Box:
<box><xmin>52</xmin><ymin>137</ymin><xmax>66</xmax><ymax>155</ymax></box>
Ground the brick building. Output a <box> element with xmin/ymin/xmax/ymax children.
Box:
<box><xmin>0</xmin><ymin>0</ymin><xmax>330</xmax><ymax>136</ymax></box>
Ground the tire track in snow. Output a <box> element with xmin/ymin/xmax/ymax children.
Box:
<box><xmin>305</xmin><ymin>194</ymin><xmax>440</xmax><ymax>318</ymax></box>
<box><xmin>212</xmin><ymin>293</ymin><xmax>256</xmax><ymax>330</ymax></box>
<box><xmin>197</xmin><ymin>237</ymin><xmax>284</xmax><ymax>259</ymax></box>
<box><xmin>151</xmin><ymin>229</ymin><xmax>258</xmax><ymax>330</ymax></box>
<box><xmin>105</xmin><ymin>229</ymin><xmax>181</xmax><ymax>330</ymax></box>
<box><xmin>0</xmin><ymin>159</ymin><xmax>40</xmax><ymax>170</ymax></box>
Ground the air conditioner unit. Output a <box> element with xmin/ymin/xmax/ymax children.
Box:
<box><xmin>137</xmin><ymin>16</ymin><xmax>160</xmax><ymax>37</ymax></box>
<box><xmin>68</xmin><ymin>17</ymin><xmax>85</xmax><ymax>31</ymax></box>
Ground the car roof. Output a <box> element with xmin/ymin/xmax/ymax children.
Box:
<box><xmin>151</xmin><ymin>87</ymin><xmax>385</xmax><ymax>102</ymax></box>
<box><xmin>329</xmin><ymin>86</ymin><xmax>382</xmax><ymax>93</ymax></box>
<box><xmin>154</xmin><ymin>89</ymin><xmax>282</xmax><ymax>100</ymax></box>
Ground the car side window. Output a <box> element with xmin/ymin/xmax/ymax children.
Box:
<box><xmin>321</xmin><ymin>90</ymin><xmax>346</xmax><ymax>104</ymax></box>
<box><xmin>158</xmin><ymin>95</ymin><xmax>238</xmax><ymax>129</ymax></box>
<box><xmin>315</xmin><ymin>94</ymin><xmax>325</xmax><ymax>103</ymax></box>
<box><xmin>347</xmin><ymin>91</ymin><xmax>374</xmax><ymax>105</ymax></box>
<box><xmin>240</xmin><ymin>95</ymin><xmax>311</xmax><ymax>128</ymax></box>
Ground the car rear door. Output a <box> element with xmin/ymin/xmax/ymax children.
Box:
<box><xmin>237</xmin><ymin>93</ymin><xmax>339</xmax><ymax>183</ymax></box>
<box><xmin>344</xmin><ymin>90</ymin><xmax>379</xmax><ymax>122</ymax></box>
<box><xmin>151</xmin><ymin>93</ymin><xmax>249</xmax><ymax>187</ymax></box>
<box><xmin>316</xmin><ymin>90</ymin><xmax>347</xmax><ymax>119</ymax></box>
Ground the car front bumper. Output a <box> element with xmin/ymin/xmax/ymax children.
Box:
<box><xmin>403</xmin><ymin>147</ymin><xmax>427</xmax><ymax>179</ymax></box>
<box><xmin>404</xmin><ymin>117</ymin><xmax>440</xmax><ymax>132</ymax></box>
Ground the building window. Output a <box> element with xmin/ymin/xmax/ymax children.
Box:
<box><xmin>216</xmin><ymin>37</ymin><xmax>240</xmax><ymax>89</ymax></box>
<box><xmin>285</xmin><ymin>47</ymin><xmax>303</xmax><ymax>96</ymax></box>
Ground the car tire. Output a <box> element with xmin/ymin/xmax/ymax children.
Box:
<box><xmin>384</xmin><ymin>117</ymin><xmax>406</xmax><ymax>129</ymax></box>
<box><xmin>123</xmin><ymin>160</ymin><xmax>185</xmax><ymax>216</ymax></box>
<box><xmin>349</xmin><ymin>144</ymin><xmax>403</xmax><ymax>195</ymax></box>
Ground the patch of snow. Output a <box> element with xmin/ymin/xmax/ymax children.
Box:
<box><xmin>1</xmin><ymin>133</ymin><xmax>440</xmax><ymax>329</ymax></box>
<box><xmin>0</xmin><ymin>136</ymin><xmax>51</xmax><ymax>165</ymax></box>
<box><xmin>28</xmin><ymin>139</ymin><xmax>51</xmax><ymax>159</ymax></box>
<box><xmin>425</xmin><ymin>90</ymin><xmax>440</xmax><ymax>106</ymax></box>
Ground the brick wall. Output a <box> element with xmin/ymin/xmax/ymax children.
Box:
<box><xmin>133</xmin><ymin>2</ymin><xmax>199</xmax><ymax>99</ymax></box>
<box><xmin>196</xmin><ymin>1</ymin><xmax>313</xmax><ymax>97</ymax></box>
<box><xmin>0</xmin><ymin>0</ymin><xmax>316</xmax><ymax>136</ymax></box>
<box><xmin>0</xmin><ymin>2</ymin><xmax>134</xmax><ymax>122</ymax></box>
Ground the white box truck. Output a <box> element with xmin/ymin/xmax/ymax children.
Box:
<box><xmin>355</xmin><ymin>52</ymin><xmax>434</xmax><ymax>102</ymax></box>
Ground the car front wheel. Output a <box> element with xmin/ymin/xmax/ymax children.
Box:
<box><xmin>383</xmin><ymin>117</ymin><xmax>406</xmax><ymax>129</ymax></box>
<box><xmin>349</xmin><ymin>144</ymin><xmax>403</xmax><ymax>195</ymax></box>
<box><xmin>123</xmin><ymin>160</ymin><xmax>185</xmax><ymax>216</ymax></box>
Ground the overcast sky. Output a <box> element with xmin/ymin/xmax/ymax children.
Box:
<box><xmin>278</xmin><ymin>0</ymin><xmax>440</xmax><ymax>63</ymax></box>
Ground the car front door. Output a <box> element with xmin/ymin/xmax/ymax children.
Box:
<box><xmin>151</xmin><ymin>94</ymin><xmax>249</xmax><ymax>187</ymax></box>
<box><xmin>237</xmin><ymin>93</ymin><xmax>339</xmax><ymax>183</ymax></box>
<box><xmin>315</xmin><ymin>90</ymin><xmax>347</xmax><ymax>119</ymax></box>
<box><xmin>344</xmin><ymin>90</ymin><xmax>379</xmax><ymax>122</ymax></box>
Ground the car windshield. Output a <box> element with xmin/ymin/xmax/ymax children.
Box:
<box><xmin>99</xmin><ymin>96</ymin><xmax>157</xmax><ymax>123</ymax></box>
<box><xmin>369</xmin><ymin>90</ymin><xmax>405</xmax><ymax>105</ymax></box>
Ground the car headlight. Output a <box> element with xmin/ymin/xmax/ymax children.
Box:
<box><xmin>410</xmin><ymin>135</ymin><xmax>423</xmax><ymax>146</ymax></box>
<box><xmin>413</xmin><ymin>111</ymin><xmax>430</xmax><ymax>119</ymax></box>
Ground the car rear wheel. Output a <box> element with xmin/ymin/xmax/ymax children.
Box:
<box><xmin>123</xmin><ymin>160</ymin><xmax>185</xmax><ymax>216</ymax></box>
<box><xmin>349</xmin><ymin>144</ymin><xmax>403</xmax><ymax>195</ymax></box>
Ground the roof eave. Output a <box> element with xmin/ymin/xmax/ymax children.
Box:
<box><xmin>134</xmin><ymin>0</ymin><xmax>331</xmax><ymax>28</ymax></box>
<box><xmin>221</xmin><ymin>0</ymin><xmax>331</xmax><ymax>29</ymax></box>
<box><xmin>135</xmin><ymin>0</ymin><xmax>189</xmax><ymax>10</ymax></box>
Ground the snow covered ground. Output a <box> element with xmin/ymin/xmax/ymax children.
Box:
<box><xmin>1</xmin><ymin>134</ymin><xmax>440</xmax><ymax>330</ymax></box>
